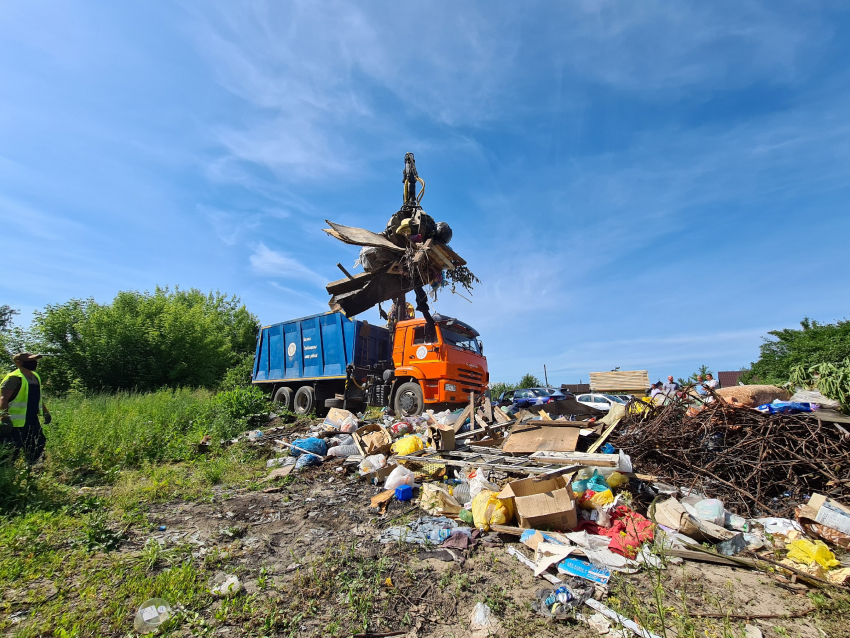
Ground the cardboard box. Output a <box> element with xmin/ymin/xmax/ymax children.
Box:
<box><xmin>360</xmin><ymin>461</ymin><xmax>397</xmax><ymax>484</ymax></box>
<box><xmin>498</xmin><ymin>475</ymin><xmax>578</xmax><ymax>530</ymax></box>
<box><xmin>425</xmin><ymin>424</ymin><xmax>456</xmax><ymax>451</ymax></box>
<box><xmin>809</xmin><ymin>492</ymin><xmax>850</xmax><ymax>536</ymax></box>
<box><xmin>352</xmin><ymin>424</ymin><xmax>392</xmax><ymax>456</ymax></box>
<box><xmin>324</xmin><ymin>407</ymin><xmax>353</xmax><ymax>428</ymax></box>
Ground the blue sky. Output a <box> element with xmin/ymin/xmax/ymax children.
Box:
<box><xmin>2</xmin><ymin>1</ymin><xmax>849</xmax><ymax>385</ymax></box>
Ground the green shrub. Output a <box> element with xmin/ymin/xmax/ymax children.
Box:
<box><xmin>27</xmin><ymin>287</ymin><xmax>259</xmax><ymax>393</ymax></box>
<box><xmin>44</xmin><ymin>386</ymin><xmax>270</xmax><ymax>482</ymax></box>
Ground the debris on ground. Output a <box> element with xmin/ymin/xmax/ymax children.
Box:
<box><xmin>214</xmin><ymin>382</ymin><xmax>849</xmax><ymax>636</ymax></box>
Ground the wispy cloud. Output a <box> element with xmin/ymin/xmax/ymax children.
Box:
<box><xmin>249</xmin><ymin>242</ymin><xmax>326</xmax><ymax>286</ymax></box>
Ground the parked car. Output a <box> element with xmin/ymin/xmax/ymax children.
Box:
<box><xmin>497</xmin><ymin>388</ymin><xmax>554</xmax><ymax>408</ymax></box>
<box><xmin>575</xmin><ymin>393</ymin><xmax>628</xmax><ymax>411</ymax></box>
<box><xmin>537</xmin><ymin>387</ymin><xmax>575</xmax><ymax>401</ymax></box>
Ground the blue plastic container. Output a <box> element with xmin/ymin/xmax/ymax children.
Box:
<box><xmin>395</xmin><ymin>485</ymin><xmax>413</xmax><ymax>501</ymax></box>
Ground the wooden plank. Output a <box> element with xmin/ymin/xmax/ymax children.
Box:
<box><xmin>429</xmin><ymin>244</ymin><xmax>456</xmax><ymax>270</ymax></box>
<box><xmin>587</xmin><ymin>419</ymin><xmax>620</xmax><ymax>453</ymax></box>
<box><xmin>529</xmin><ymin>451</ymin><xmax>619</xmax><ymax>467</ymax></box>
<box><xmin>531</xmin><ymin>464</ymin><xmax>585</xmax><ymax>483</ymax></box>
<box><xmin>326</xmin><ymin>268</ymin><xmax>385</xmax><ymax>295</ymax></box>
<box><xmin>501</xmin><ymin>424</ymin><xmax>580</xmax><ymax>455</ymax></box>
<box><xmin>451</xmin><ymin>404</ymin><xmax>473</xmax><ymax>434</ymax></box>
<box><xmin>433</xmin><ymin>241</ymin><xmax>466</xmax><ymax>266</ymax></box>
<box><xmin>492</xmin><ymin>405</ymin><xmax>511</xmax><ymax>424</ymax></box>
<box><xmin>483</xmin><ymin>396</ymin><xmax>494</xmax><ymax>423</ymax></box>
<box><xmin>588</xmin><ymin>370</ymin><xmax>649</xmax><ymax>392</ymax></box>
<box><xmin>323</xmin><ymin>220</ymin><xmax>405</xmax><ymax>251</ymax></box>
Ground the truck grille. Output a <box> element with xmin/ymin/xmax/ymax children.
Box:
<box><xmin>458</xmin><ymin>369</ymin><xmax>483</xmax><ymax>382</ymax></box>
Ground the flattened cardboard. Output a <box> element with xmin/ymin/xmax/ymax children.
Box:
<box><xmin>498</xmin><ymin>475</ymin><xmax>578</xmax><ymax>530</ymax></box>
<box><xmin>325</xmin><ymin>407</ymin><xmax>353</xmax><ymax>425</ymax></box>
<box><xmin>502</xmin><ymin>424</ymin><xmax>580</xmax><ymax>454</ymax></box>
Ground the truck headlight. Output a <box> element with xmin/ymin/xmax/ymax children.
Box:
<box><xmin>445</xmin><ymin>383</ymin><xmax>457</xmax><ymax>392</ymax></box>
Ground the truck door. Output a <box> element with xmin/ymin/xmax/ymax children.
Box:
<box><xmin>405</xmin><ymin>325</ymin><xmax>441</xmax><ymax>368</ymax></box>
<box><xmin>392</xmin><ymin>327</ymin><xmax>408</xmax><ymax>368</ymax></box>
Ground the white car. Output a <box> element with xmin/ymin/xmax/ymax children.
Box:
<box><xmin>575</xmin><ymin>393</ymin><xmax>627</xmax><ymax>411</ymax></box>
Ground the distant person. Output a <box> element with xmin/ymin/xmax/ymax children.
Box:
<box><xmin>663</xmin><ymin>375</ymin><xmax>679</xmax><ymax>394</ymax></box>
<box><xmin>0</xmin><ymin>353</ymin><xmax>51</xmax><ymax>464</ymax></box>
<box><xmin>650</xmin><ymin>382</ymin><xmax>664</xmax><ymax>398</ymax></box>
<box><xmin>705</xmin><ymin>373</ymin><xmax>719</xmax><ymax>389</ymax></box>
<box><xmin>695</xmin><ymin>374</ymin><xmax>707</xmax><ymax>396</ymax></box>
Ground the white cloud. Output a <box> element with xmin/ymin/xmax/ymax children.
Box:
<box><xmin>249</xmin><ymin>242</ymin><xmax>326</xmax><ymax>286</ymax></box>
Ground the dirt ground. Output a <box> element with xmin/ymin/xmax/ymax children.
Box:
<box><xmin>125</xmin><ymin>455</ymin><xmax>841</xmax><ymax>638</ymax></box>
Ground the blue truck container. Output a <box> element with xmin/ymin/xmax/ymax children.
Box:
<box><xmin>252</xmin><ymin>311</ymin><xmax>390</xmax><ymax>413</ymax></box>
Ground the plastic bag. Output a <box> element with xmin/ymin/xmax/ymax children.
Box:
<box><xmin>589</xmin><ymin>489</ymin><xmax>614</xmax><ymax>507</ymax></box>
<box><xmin>327</xmin><ymin>444</ymin><xmax>360</xmax><ymax>458</ymax></box>
<box><xmin>471</xmin><ymin>489</ymin><xmax>514</xmax><ymax>531</ymax></box>
<box><xmin>390</xmin><ymin>421</ymin><xmax>414</xmax><ymax>438</ymax></box>
<box><xmin>420</xmin><ymin>483</ymin><xmax>462</xmax><ymax>515</ymax></box>
<box><xmin>786</xmin><ymin>539</ymin><xmax>839</xmax><ymax>568</ymax></box>
<box><xmin>385</xmin><ymin>465</ymin><xmax>415</xmax><ymax>491</ymax></box>
<box><xmin>606</xmin><ymin>472</ymin><xmax>629</xmax><ymax>489</ymax></box>
<box><xmin>587</xmin><ymin>471</ymin><xmax>610</xmax><ymax>493</ymax></box>
<box><xmin>340</xmin><ymin>415</ymin><xmax>359</xmax><ymax>433</ymax></box>
<box><xmin>468</xmin><ymin>468</ymin><xmax>500</xmax><ymax>501</ymax></box>
<box><xmin>391</xmin><ymin>435</ymin><xmax>425</xmax><ymax>456</ymax></box>
<box><xmin>358</xmin><ymin>454</ymin><xmax>387</xmax><ymax>476</ymax></box>
<box><xmin>290</xmin><ymin>438</ymin><xmax>328</xmax><ymax>458</ymax></box>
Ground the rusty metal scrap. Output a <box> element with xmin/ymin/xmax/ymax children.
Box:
<box><xmin>611</xmin><ymin>392</ymin><xmax>850</xmax><ymax>518</ymax></box>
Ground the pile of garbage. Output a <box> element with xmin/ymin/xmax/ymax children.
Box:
<box><xmin>241</xmin><ymin>385</ymin><xmax>849</xmax><ymax>636</ymax></box>
<box><xmin>612</xmin><ymin>389</ymin><xmax>850</xmax><ymax>518</ymax></box>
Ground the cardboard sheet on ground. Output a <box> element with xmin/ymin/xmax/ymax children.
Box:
<box><xmin>502</xmin><ymin>424</ymin><xmax>580</xmax><ymax>454</ymax></box>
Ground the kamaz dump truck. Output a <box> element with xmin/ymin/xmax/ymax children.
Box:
<box><xmin>252</xmin><ymin>310</ymin><xmax>488</xmax><ymax>416</ymax></box>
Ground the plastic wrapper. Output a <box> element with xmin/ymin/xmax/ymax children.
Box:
<box><xmin>340</xmin><ymin>415</ymin><xmax>359</xmax><ymax>433</ymax></box>
<box><xmin>471</xmin><ymin>489</ymin><xmax>514</xmax><ymax>531</ymax></box>
<box><xmin>420</xmin><ymin>483</ymin><xmax>462</xmax><ymax>516</ymax></box>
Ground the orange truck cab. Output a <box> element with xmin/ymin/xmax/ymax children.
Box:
<box><xmin>389</xmin><ymin>314</ymin><xmax>489</xmax><ymax>415</ymax></box>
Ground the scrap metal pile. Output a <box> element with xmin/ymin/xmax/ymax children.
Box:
<box><xmin>322</xmin><ymin>152</ymin><xmax>478</xmax><ymax>318</ymax></box>
<box><xmin>612</xmin><ymin>391</ymin><xmax>850</xmax><ymax>518</ymax></box>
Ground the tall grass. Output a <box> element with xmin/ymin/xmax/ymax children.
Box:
<box><xmin>44</xmin><ymin>386</ymin><xmax>268</xmax><ymax>482</ymax></box>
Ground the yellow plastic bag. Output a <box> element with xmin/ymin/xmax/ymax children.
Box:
<box><xmin>786</xmin><ymin>539</ymin><xmax>839</xmax><ymax>568</ymax></box>
<box><xmin>606</xmin><ymin>472</ymin><xmax>629</xmax><ymax>488</ymax></box>
<box><xmin>589</xmin><ymin>489</ymin><xmax>614</xmax><ymax>507</ymax></box>
<box><xmin>391</xmin><ymin>435</ymin><xmax>424</xmax><ymax>456</ymax></box>
<box><xmin>471</xmin><ymin>489</ymin><xmax>514</xmax><ymax>531</ymax></box>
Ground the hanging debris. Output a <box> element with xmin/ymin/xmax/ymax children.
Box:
<box><xmin>323</xmin><ymin>153</ymin><xmax>478</xmax><ymax>317</ymax></box>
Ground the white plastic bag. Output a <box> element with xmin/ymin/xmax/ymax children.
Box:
<box><xmin>385</xmin><ymin>465</ymin><xmax>415</xmax><ymax>491</ymax></box>
<box><xmin>468</xmin><ymin>468</ymin><xmax>499</xmax><ymax>501</ymax></box>
<box><xmin>327</xmin><ymin>444</ymin><xmax>360</xmax><ymax>458</ymax></box>
<box><xmin>358</xmin><ymin>454</ymin><xmax>387</xmax><ymax>476</ymax></box>
<box><xmin>340</xmin><ymin>415</ymin><xmax>359</xmax><ymax>433</ymax></box>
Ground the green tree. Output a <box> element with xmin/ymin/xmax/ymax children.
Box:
<box><xmin>742</xmin><ymin>317</ymin><xmax>850</xmax><ymax>385</ymax></box>
<box><xmin>518</xmin><ymin>373</ymin><xmax>542</xmax><ymax>389</ymax></box>
<box><xmin>30</xmin><ymin>287</ymin><xmax>259</xmax><ymax>393</ymax></box>
<box><xmin>0</xmin><ymin>305</ymin><xmax>18</xmax><ymax>331</ymax></box>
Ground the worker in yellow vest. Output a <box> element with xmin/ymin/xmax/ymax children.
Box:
<box><xmin>0</xmin><ymin>352</ymin><xmax>51</xmax><ymax>464</ymax></box>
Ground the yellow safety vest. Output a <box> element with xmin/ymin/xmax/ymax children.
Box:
<box><xmin>2</xmin><ymin>369</ymin><xmax>44</xmax><ymax>426</ymax></box>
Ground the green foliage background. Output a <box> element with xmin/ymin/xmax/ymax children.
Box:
<box><xmin>742</xmin><ymin>317</ymin><xmax>850</xmax><ymax>385</ymax></box>
<box><xmin>2</xmin><ymin>287</ymin><xmax>258</xmax><ymax>393</ymax></box>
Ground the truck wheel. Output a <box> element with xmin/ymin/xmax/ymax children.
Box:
<box><xmin>294</xmin><ymin>386</ymin><xmax>315</xmax><ymax>415</ymax></box>
<box><xmin>394</xmin><ymin>382</ymin><xmax>424</xmax><ymax>417</ymax></box>
<box><xmin>273</xmin><ymin>387</ymin><xmax>293</xmax><ymax>411</ymax></box>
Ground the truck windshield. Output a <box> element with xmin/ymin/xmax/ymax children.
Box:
<box><xmin>439</xmin><ymin>326</ymin><xmax>481</xmax><ymax>354</ymax></box>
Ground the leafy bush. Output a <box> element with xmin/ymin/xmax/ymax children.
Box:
<box><xmin>26</xmin><ymin>287</ymin><xmax>259</xmax><ymax>393</ymax></box>
<box><xmin>743</xmin><ymin>317</ymin><xmax>850</xmax><ymax>385</ymax></box>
